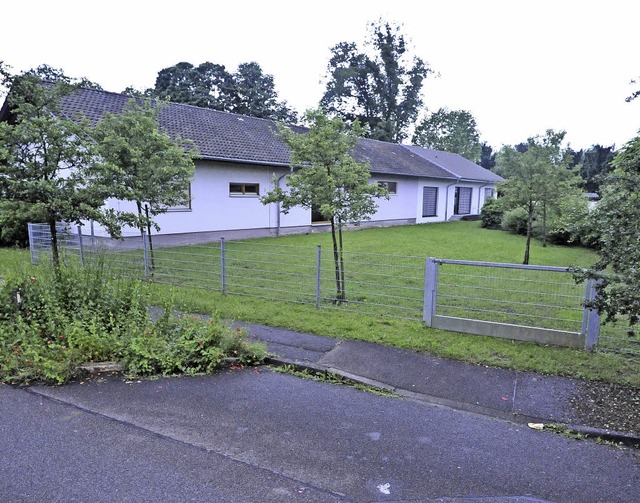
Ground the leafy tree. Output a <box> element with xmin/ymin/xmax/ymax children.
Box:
<box><xmin>321</xmin><ymin>20</ymin><xmax>433</xmax><ymax>143</ymax></box>
<box><xmin>0</xmin><ymin>67</ymin><xmax>117</xmax><ymax>263</ymax></box>
<box><xmin>261</xmin><ymin>109</ymin><xmax>388</xmax><ymax>301</ymax></box>
<box><xmin>93</xmin><ymin>99</ymin><xmax>197</xmax><ymax>265</ymax></box>
<box><xmin>576</xmin><ymin>135</ymin><xmax>640</xmax><ymax>331</ymax></box>
<box><xmin>480</xmin><ymin>142</ymin><xmax>496</xmax><ymax>171</ymax></box>
<box><xmin>578</xmin><ymin>144</ymin><xmax>615</xmax><ymax>193</ymax></box>
<box><xmin>496</xmin><ymin>130</ymin><xmax>581</xmax><ymax>264</ymax></box>
<box><xmin>150</xmin><ymin>61</ymin><xmax>297</xmax><ymax>121</ymax></box>
<box><xmin>412</xmin><ymin>108</ymin><xmax>482</xmax><ymax>162</ymax></box>
<box><xmin>152</xmin><ymin>61</ymin><xmax>235</xmax><ymax>110</ymax></box>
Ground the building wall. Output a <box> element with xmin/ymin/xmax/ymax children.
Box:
<box><xmin>86</xmin><ymin>160</ymin><xmax>497</xmax><ymax>239</ymax></box>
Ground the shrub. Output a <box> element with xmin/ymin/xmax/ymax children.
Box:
<box><xmin>480</xmin><ymin>197</ymin><xmax>504</xmax><ymax>229</ymax></box>
<box><xmin>501</xmin><ymin>207</ymin><xmax>530</xmax><ymax>235</ymax></box>
<box><xmin>0</xmin><ymin>260</ymin><xmax>265</xmax><ymax>384</ymax></box>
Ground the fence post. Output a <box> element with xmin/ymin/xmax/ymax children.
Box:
<box><xmin>28</xmin><ymin>223</ymin><xmax>38</xmax><ymax>265</ymax></box>
<box><xmin>142</xmin><ymin>231</ymin><xmax>150</xmax><ymax>276</ymax></box>
<box><xmin>77</xmin><ymin>226</ymin><xmax>85</xmax><ymax>267</ymax></box>
<box><xmin>220</xmin><ymin>237</ymin><xmax>226</xmax><ymax>293</ymax></box>
<box><xmin>316</xmin><ymin>245</ymin><xmax>322</xmax><ymax>308</ymax></box>
<box><xmin>423</xmin><ymin>258</ymin><xmax>439</xmax><ymax>326</ymax></box>
<box><xmin>583</xmin><ymin>279</ymin><xmax>601</xmax><ymax>351</ymax></box>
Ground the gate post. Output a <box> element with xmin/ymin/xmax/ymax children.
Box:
<box><xmin>142</xmin><ymin>231</ymin><xmax>150</xmax><ymax>276</ymax></box>
<box><xmin>583</xmin><ymin>279</ymin><xmax>601</xmax><ymax>351</ymax></box>
<box><xmin>77</xmin><ymin>226</ymin><xmax>85</xmax><ymax>267</ymax></box>
<box><xmin>423</xmin><ymin>258</ymin><xmax>439</xmax><ymax>326</ymax></box>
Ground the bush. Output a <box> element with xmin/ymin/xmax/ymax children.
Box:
<box><xmin>0</xmin><ymin>260</ymin><xmax>265</xmax><ymax>384</ymax></box>
<box><xmin>480</xmin><ymin>197</ymin><xmax>504</xmax><ymax>229</ymax></box>
<box><xmin>501</xmin><ymin>207</ymin><xmax>530</xmax><ymax>235</ymax></box>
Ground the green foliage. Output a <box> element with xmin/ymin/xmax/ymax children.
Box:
<box><xmin>0</xmin><ymin>67</ymin><xmax>121</xmax><ymax>262</ymax></box>
<box><xmin>576</xmin><ymin>135</ymin><xmax>640</xmax><ymax>327</ymax></box>
<box><xmin>412</xmin><ymin>108</ymin><xmax>482</xmax><ymax>162</ymax></box>
<box><xmin>150</xmin><ymin>61</ymin><xmax>297</xmax><ymax>122</ymax></box>
<box><xmin>262</xmin><ymin>109</ymin><xmax>388</xmax><ymax>300</ymax></box>
<box><xmin>480</xmin><ymin>197</ymin><xmax>504</xmax><ymax>229</ymax></box>
<box><xmin>0</xmin><ymin>200</ymin><xmax>47</xmax><ymax>247</ymax></box>
<box><xmin>321</xmin><ymin>20</ymin><xmax>433</xmax><ymax>143</ymax></box>
<box><xmin>93</xmin><ymin>99</ymin><xmax>197</xmax><ymax>234</ymax></box>
<box><xmin>0</xmin><ymin>261</ymin><xmax>265</xmax><ymax>385</ymax></box>
<box><xmin>501</xmin><ymin>207</ymin><xmax>530</xmax><ymax>235</ymax></box>
<box><xmin>496</xmin><ymin>130</ymin><xmax>582</xmax><ymax>264</ymax></box>
<box><xmin>577</xmin><ymin>144</ymin><xmax>615</xmax><ymax>194</ymax></box>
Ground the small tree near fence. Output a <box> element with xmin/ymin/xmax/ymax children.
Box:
<box><xmin>93</xmin><ymin>99</ymin><xmax>197</xmax><ymax>267</ymax></box>
<box><xmin>0</xmin><ymin>66</ymin><xmax>121</xmax><ymax>267</ymax></box>
<box><xmin>262</xmin><ymin>109</ymin><xmax>388</xmax><ymax>301</ymax></box>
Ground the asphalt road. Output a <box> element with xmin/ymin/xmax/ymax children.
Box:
<box><xmin>1</xmin><ymin>367</ymin><xmax>638</xmax><ymax>503</ymax></box>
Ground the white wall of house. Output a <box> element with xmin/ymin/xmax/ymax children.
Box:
<box><xmin>85</xmin><ymin>160</ymin><xmax>498</xmax><ymax>239</ymax></box>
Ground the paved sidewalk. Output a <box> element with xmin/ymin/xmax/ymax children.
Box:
<box><xmin>244</xmin><ymin>323</ymin><xmax>640</xmax><ymax>446</ymax></box>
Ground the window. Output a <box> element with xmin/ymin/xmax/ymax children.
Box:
<box><xmin>377</xmin><ymin>181</ymin><xmax>397</xmax><ymax>195</ymax></box>
<box><xmin>422</xmin><ymin>187</ymin><xmax>438</xmax><ymax>217</ymax></box>
<box><xmin>484</xmin><ymin>187</ymin><xmax>494</xmax><ymax>199</ymax></box>
<box><xmin>454</xmin><ymin>187</ymin><xmax>472</xmax><ymax>215</ymax></box>
<box><xmin>166</xmin><ymin>184</ymin><xmax>192</xmax><ymax>211</ymax></box>
<box><xmin>229</xmin><ymin>182</ymin><xmax>259</xmax><ymax>196</ymax></box>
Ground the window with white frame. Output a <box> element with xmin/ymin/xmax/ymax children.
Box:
<box><xmin>229</xmin><ymin>182</ymin><xmax>259</xmax><ymax>196</ymax></box>
<box><xmin>377</xmin><ymin>181</ymin><xmax>397</xmax><ymax>194</ymax></box>
<box><xmin>484</xmin><ymin>187</ymin><xmax>494</xmax><ymax>199</ymax></box>
<box><xmin>422</xmin><ymin>186</ymin><xmax>438</xmax><ymax>217</ymax></box>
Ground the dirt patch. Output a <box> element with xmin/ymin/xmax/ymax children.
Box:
<box><xmin>569</xmin><ymin>381</ymin><xmax>640</xmax><ymax>435</ymax></box>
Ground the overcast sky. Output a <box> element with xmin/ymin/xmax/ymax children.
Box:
<box><xmin>2</xmin><ymin>0</ymin><xmax>638</xmax><ymax>151</ymax></box>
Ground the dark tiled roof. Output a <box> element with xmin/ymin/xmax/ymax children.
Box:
<box><xmin>404</xmin><ymin>145</ymin><xmax>504</xmax><ymax>183</ymax></box>
<box><xmin>48</xmin><ymin>87</ymin><xmax>502</xmax><ymax>182</ymax></box>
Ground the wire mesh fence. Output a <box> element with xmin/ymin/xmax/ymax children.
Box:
<box><xmin>26</xmin><ymin>223</ymin><xmax>640</xmax><ymax>355</ymax></box>
<box><xmin>434</xmin><ymin>261</ymin><xmax>586</xmax><ymax>333</ymax></box>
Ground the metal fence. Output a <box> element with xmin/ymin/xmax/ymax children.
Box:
<box><xmin>27</xmin><ymin>224</ymin><xmax>640</xmax><ymax>355</ymax></box>
<box><xmin>424</xmin><ymin>259</ymin><xmax>599</xmax><ymax>350</ymax></box>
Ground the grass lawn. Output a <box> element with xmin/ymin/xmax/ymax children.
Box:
<box><xmin>2</xmin><ymin>222</ymin><xmax>639</xmax><ymax>387</ymax></box>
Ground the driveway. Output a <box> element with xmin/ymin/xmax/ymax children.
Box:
<box><xmin>1</xmin><ymin>368</ymin><xmax>638</xmax><ymax>502</ymax></box>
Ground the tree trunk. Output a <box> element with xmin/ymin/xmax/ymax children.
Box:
<box><xmin>523</xmin><ymin>202</ymin><xmax>534</xmax><ymax>265</ymax></box>
<box><xmin>330</xmin><ymin>217</ymin><xmax>344</xmax><ymax>302</ymax></box>
<box><xmin>144</xmin><ymin>204</ymin><xmax>155</xmax><ymax>270</ymax></box>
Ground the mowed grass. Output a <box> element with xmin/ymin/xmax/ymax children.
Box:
<box><xmin>2</xmin><ymin>222</ymin><xmax>638</xmax><ymax>387</ymax></box>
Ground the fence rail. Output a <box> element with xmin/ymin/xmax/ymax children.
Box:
<box><xmin>27</xmin><ymin>224</ymin><xmax>639</xmax><ymax>355</ymax></box>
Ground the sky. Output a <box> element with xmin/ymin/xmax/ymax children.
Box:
<box><xmin>1</xmin><ymin>0</ymin><xmax>638</xmax><ymax>151</ymax></box>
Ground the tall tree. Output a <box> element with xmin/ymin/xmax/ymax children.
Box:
<box><xmin>0</xmin><ymin>67</ymin><xmax>117</xmax><ymax>263</ymax></box>
<box><xmin>232</xmin><ymin>62</ymin><xmax>298</xmax><ymax>122</ymax></box>
<box><xmin>150</xmin><ymin>61</ymin><xmax>297</xmax><ymax>121</ymax></box>
<box><xmin>321</xmin><ymin>20</ymin><xmax>433</xmax><ymax>143</ymax></box>
<box><xmin>412</xmin><ymin>108</ymin><xmax>482</xmax><ymax>162</ymax></box>
<box><xmin>261</xmin><ymin>109</ymin><xmax>388</xmax><ymax>301</ymax></box>
<box><xmin>496</xmin><ymin>130</ymin><xmax>581</xmax><ymax>263</ymax></box>
<box><xmin>579</xmin><ymin>144</ymin><xmax>615</xmax><ymax>193</ymax></box>
<box><xmin>93</xmin><ymin>99</ymin><xmax>197</xmax><ymax>265</ymax></box>
<box><xmin>576</xmin><ymin>135</ymin><xmax>640</xmax><ymax>331</ymax></box>
<box><xmin>480</xmin><ymin>142</ymin><xmax>497</xmax><ymax>171</ymax></box>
